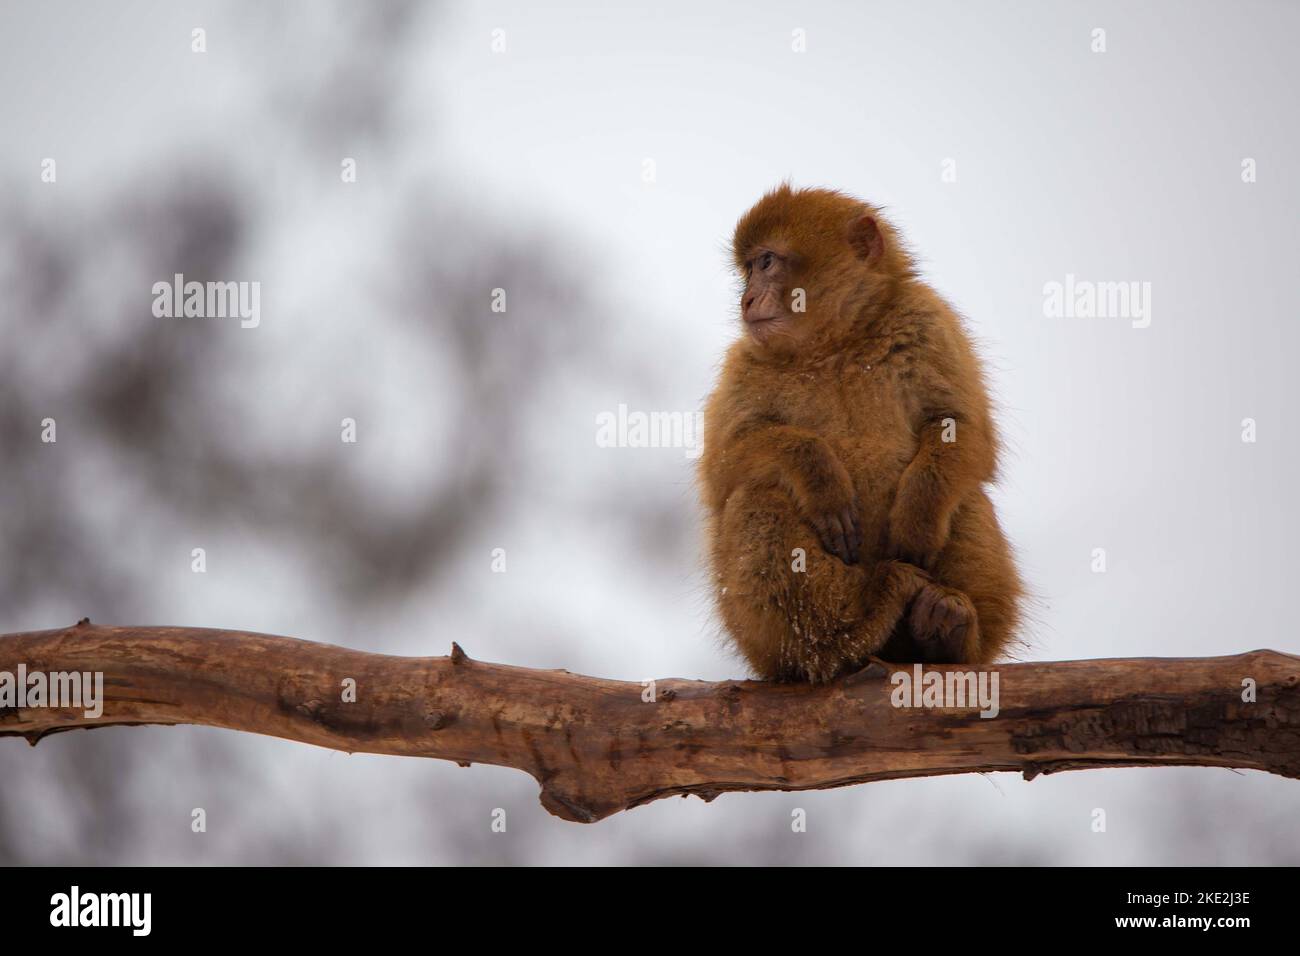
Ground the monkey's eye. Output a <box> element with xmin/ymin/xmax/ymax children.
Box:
<box><xmin>757</xmin><ymin>252</ymin><xmax>776</xmax><ymax>272</ymax></box>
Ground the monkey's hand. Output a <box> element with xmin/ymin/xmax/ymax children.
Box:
<box><xmin>800</xmin><ymin>478</ymin><xmax>862</xmax><ymax>566</ymax></box>
<box><xmin>886</xmin><ymin>491</ymin><xmax>951</xmax><ymax>570</ymax></box>
<box><xmin>715</xmin><ymin>422</ymin><xmax>863</xmax><ymax>564</ymax></box>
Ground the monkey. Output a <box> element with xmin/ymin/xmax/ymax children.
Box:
<box><xmin>699</xmin><ymin>184</ymin><xmax>1023</xmax><ymax>683</ymax></box>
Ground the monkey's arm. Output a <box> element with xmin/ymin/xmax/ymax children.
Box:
<box><xmin>703</xmin><ymin>421</ymin><xmax>862</xmax><ymax>564</ymax></box>
<box><xmin>887</xmin><ymin>329</ymin><xmax>997</xmax><ymax>569</ymax></box>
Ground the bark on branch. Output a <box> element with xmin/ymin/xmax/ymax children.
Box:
<box><xmin>2</xmin><ymin>622</ymin><xmax>1298</xmax><ymax>822</ymax></box>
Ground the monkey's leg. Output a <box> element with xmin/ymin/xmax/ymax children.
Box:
<box><xmin>833</xmin><ymin>558</ymin><xmax>942</xmax><ymax>675</ymax></box>
<box><xmin>900</xmin><ymin>582</ymin><xmax>980</xmax><ymax>663</ymax></box>
<box><xmin>920</xmin><ymin>490</ymin><xmax>1023</xmax><ymax>666</ymax></box>
<box><xmin>714</xmin><ymin>484</ymin><xmax>931</xmax><ymax>683</ymax></box>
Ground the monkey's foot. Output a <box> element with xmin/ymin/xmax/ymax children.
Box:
<box><xmin>907</xmin><ymin>583</ymin><xmax>977</xmax><ymax>663</ymax></box>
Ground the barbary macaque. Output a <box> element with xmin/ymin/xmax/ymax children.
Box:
<box><xmin>699</xmin><ymin>184</ymin><xmax>1023</xmax><ymax>683</ymax></box>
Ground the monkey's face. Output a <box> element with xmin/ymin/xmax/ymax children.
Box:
<box><xmin>737</xmin><ymin>237</ymin><xmax>869</xmax><ymax>353</ymax></box>
<box><xmin>740</xmin><ymin>246</ymin><xmax>798</xmax><ymax>346</ymax></box>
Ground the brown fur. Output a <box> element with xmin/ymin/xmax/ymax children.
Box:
<box><xmin>699</xmin><ymin>184</ymin><xmax>1023</xmax><ymax>682</ymax></box>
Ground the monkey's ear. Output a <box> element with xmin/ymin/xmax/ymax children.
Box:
<box><xmin>847</xmin><ymin>214</ymin><xmax>885</xmax><ymax>262</ymax></box>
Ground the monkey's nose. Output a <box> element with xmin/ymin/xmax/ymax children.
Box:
<box><xmin>742</xmin><ymin>291</ymin><xmax>756</xmax><ymax>312</ymax></box>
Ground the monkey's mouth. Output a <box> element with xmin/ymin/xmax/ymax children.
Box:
<box><xmin>744</xmin><ymin>312</ymin><xmax>789</xmax><ymax>339</ymax></box>
<box><xmin>744</xmin><ymin>316</ymin><xmax>788</xmax><ymax>343</ymax></box>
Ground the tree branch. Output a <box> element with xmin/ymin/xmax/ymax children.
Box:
<box><xmin>2</xmin><ymin>622</ymin><xmax>1298</xmax><ymax>822</ymax></box>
